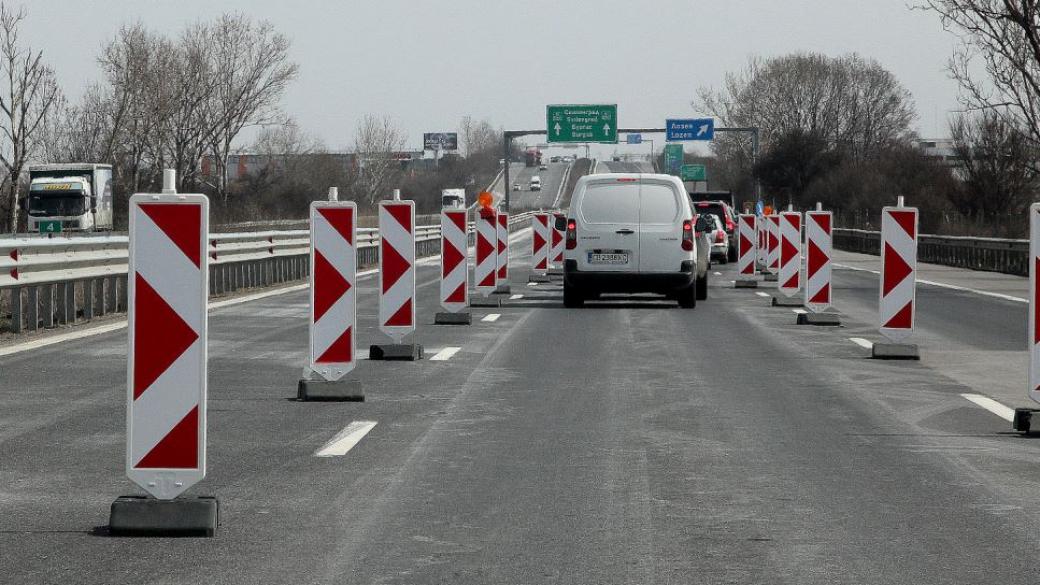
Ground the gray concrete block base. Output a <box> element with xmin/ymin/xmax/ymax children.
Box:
<box><xmin>470</xmin><ymin>296</ymin><xmax>501</xmax><ymax>308</ymax></box>
<box><xmin>435</xmin><ymin>312</ymin><xmax>472</xmax><ymax>325</ymax></box>
<box><xmin>763</xmin><ymin>273</ymin><xmax>779</xmax><ymax>282</ymax></box>
<box><xmin>108</xmin><ymin>495</ymin><xmax>219</xmax><ymax>537</ymax></box>
<box><xmin>771</xmin><ymin>295</ymin><xmax>802</xmax><ymax>307</ymax></box>
<box><xmin>369</xmin><ymin>343</ymin><xmax>423</xmax><ymax>361</ymax></box>
<box><xmin>797</xmin><ymin>312</ymin><xmax>842</xmax><ymax>326</ymax></box>
<box><xmin>871</xmin><ymin>343</ymin><xmax>920</xmax><ymax>360</ymax></box>
<box><xmin>298</xmin><ymin>379</ymin><xmax>364</xmax><ymax>401</ymax></box>
<box><xmin>734</xmin><ymin>279</ymin><xmax>758</xmax><ymax>289</ymax></box>
<box><xmin>493</xmin><ymin>284</ymin><xmax>512</xmax><ymax>295</ymax></box>
<box><xmin>1013</xmin><ymin>408</ymin><xmax>1040</xmax><ymax>433</ymax></box>
<box><xmin>528</xmin><ymin>274</ymin><xmax>551</xmax><ymax>283</ymax></box>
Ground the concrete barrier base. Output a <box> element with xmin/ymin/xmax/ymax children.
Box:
<box><xmin>470</xmin><ymin>296</ymin><xmax>501</xmax><ymax>308</ymax></box>
<box><xmin>109</xmin><ymin>495</ymin><xmax>219</xmax><ymax>537</ymax></box>
<box><xmin>763</xmin><ymin>273</ymin><xmax>778</xmax><ymax>282</ymax></box>
<box><xmin>369</xmin><ymin>343</ymin><xmax>423</xmax><ymax>361</ymax></box>
<box><xmin>771</xmin><ymin>295</ymin><xmax>802</xmax><ymax>307</ymax></box>
<box><xmin>298</xmin><ymin>379</ymin><xmax>364</xmax><ymax>401</ymax></box>
<box><xmin>734</xmin><ymin>279</ymin><xmax>758</xmax><ymax>289</ymax></box>
<box><xmin>528</xmin><ymin>274</ymin><xmax>551</xmax><ymax>283</ymax></box>
<box><xmin>493</xmin><ymin>284</ymin><xmax>512</xmax><ymax>295</ymax></box>
<box><xmin>871</xmin><ymin>343</ymin><xmax>920</xmax><ymax>360</ymax></box>
<box><xmin>797</xmin><ymin>312</ymin><xmax>842</xmax><ymax>326</ymax></box>
<box><xmin>1013</xmin><ymin>408</ymin><xmax>1040</xmax><ymax>433</ymax></box>
<box><xmin>435</xmin><ymin>312</ymin><xmax>472</xmax><ymax>325</ymax></box>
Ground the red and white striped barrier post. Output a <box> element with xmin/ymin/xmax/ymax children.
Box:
<box><xmin>757</xmin><ymin>214</ymin><xmax>767</xmax><ymax>270</ymax></box>
<box><xmin>874</xmin><ymin>197</ymin><xmax>919</xmax><ymax>359</ymax></box>
<box><xmin>298</xmin><ymin>201</ymin><xmax>363</xmax><ymax>400</ymax></box>
<box><xmin>495</xmin><ymin>211</ymin><xmax>510</xmax><ymax>293</ymax></box>
<box><xmin>435</xmin><ymin>208</ymin><xmax>471</xmax><ymax>325</ymax></box>
<box><xmin>372</xmin><ymin>197</ymin><xmax>422</xmax><ymax>360</ymax></box>
<box><xmin>735</xmin><ymin>214</ymin><xmax>758</xmax><ymax>288</ymax></box>
<box><xmin>1030</xmin><ymin>203</ymin><xmax>1040</xmax><ymax>404</ymax></box>
<box><xmin>766</xmin><ymin>214</ymin><xmax>780</xmax><ymax>280</ymax></box>
<box><xmin>549</xmin><ymin>212</ymin><xmax>565</xmax><ymax>275</ymax></box>
<box><xmin>530</xmin><ymin>212</ymin><xmax>551</xmax><ymax>282</ymax></box>
<box><xmin>776</xmin><ymin>211</ymin><xmax>802</xmax><ymax>303</ymax></box>
<box><xmin>110</xmin><ymin>173</ymin><xmax>217</xmax><ymax>536</ymax></box>
<box><xmin>797</xmin><ymin>205</ymin><xmax>841</xmax><ymax>325</ymax></box>
<box><xmin>473</xmin><ymin>205</ymin><xmax>499</xmax><ymax>303</ymax></box>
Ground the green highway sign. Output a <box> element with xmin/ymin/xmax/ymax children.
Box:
<box><xmin>681</xmin><ymin>164</ymin><xmax>707</xmax><ymax>182</ymax></box>
<box><xmin>663</xmin><ymin>144</ymin><xmax>683</xmax><ymax>175</ymax></box>
<box><xmin>547</xmin><ymin>104</ymin><xmax>617</xmax><ymax>143</ymax></box>
<box><xmin>37</xmin><ymin>220</ymin><xmax>62</xmax><ymax>234</ymax></box>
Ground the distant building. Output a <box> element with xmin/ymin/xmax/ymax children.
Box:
<box><xmin>914</xmin><ymin>138</ymin><xmax>965</xmax><ymax>169</ymax></box>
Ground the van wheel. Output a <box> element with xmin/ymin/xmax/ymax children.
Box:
<box><xmin>564</xmin><ymin>283</ymin><xmax>584</xmax><ymax>308</ymax></box>
<box><xmin>678</xmin><ymin>284</ymin><xmax>697</xmax><ymax>308</ymax></box>
<box><xmin>696</xmin><ymin>273</ymin><xmax>708</xmax><ymax>300</ymax></box>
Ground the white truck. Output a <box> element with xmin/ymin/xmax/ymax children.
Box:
<box><xmin>23</xmin><ymin>163</ymin><xmax>114</xmax><ymax>232</ymax></box>
<box><xmin>441</xmin><ymin>188</ymin><xmax>465</xmax><ymax>209</ymax></box>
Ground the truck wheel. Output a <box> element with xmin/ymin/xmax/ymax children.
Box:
<box><xmin>678</xmin><ymin>283</ymin><xmax>697</xmax><ymax>308</ymax></box>
<box><xmin>696</xmin><ymin>273</ymin><xmax>708</xmax><ymax>301</ymax></box>
<box><xmin>564</xmin><ymin>283</ymin><xmax>584</xmax><ymax>308</ymax></box>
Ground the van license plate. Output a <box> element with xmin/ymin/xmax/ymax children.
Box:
<box><xmin>588</xmin><ymin>253</ymin><xmax>629</xmax><ymax>265</ymax></box>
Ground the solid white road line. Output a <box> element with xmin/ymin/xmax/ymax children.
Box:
<box><xmin>509</xmin><ymin>294</ymin><xmax>523</xmax><ymax>300</ymax></box>
<box><xmin>714</xmin><ymin>271</ymin><xmax>722</xmax><ymax>276</ymax></box>
<box><xmin>849</xmin><ymin>337</ymin><xmax>874</xmax><ymax>349</ymax></box>
<box><xmin>527</xmin><ymin>282</ymin><xmax>539</xmax><ymax>287</ymax></box>
<box><xmin>960</xmin><ymin>393</ymin><xmax>1016</xmax><ymax>422</ymax></box>
<box><xmin>315</xmin><ymin>421</ymin><xmax>378</xmax><ymax>457</ymax></box>
<box><xmin>482</xmin><ymin>313</ymin><xmax>501</xmax><ymax>322</ymax></box>
<box><xmin>0</xmin><ymin>321</ymin><xmax>128</xmax><ymax>358</ymax></box>
<box><xmin>429</xmin><ymin>346</ymin><xmax>462</xmax><ymax>361</ymax></box>
<box><xmin>792</xmin><ymin>308</ymin><xmax>807</xmax><ymax>315</ymax></box>
<box><xmin>756</xmin><ymin>292</ymin><xmax>770</xmax><ymax>297</ymax></box>
<box><xmin>834</xmin><ymin>263</ymin><xmax>1027</xmax><ymax>304</ymax></box>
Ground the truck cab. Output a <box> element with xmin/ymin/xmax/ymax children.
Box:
<box><xmin>24</xmin><ymin>163</ymin><xmax>113</xmax><ymax>232</ymax></box>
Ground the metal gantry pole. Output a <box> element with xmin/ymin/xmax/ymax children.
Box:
<box><xmin>503</xmin><ymin>133</ymin><xmax>512</xmax><ymax>212</ymax></box>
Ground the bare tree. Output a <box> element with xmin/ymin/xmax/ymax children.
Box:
<box><xmin>207</xmin><ymin>13</ymin><xmax>298</xmax><ymax>200</ymax></box>
<box><xmin>0</xmin><ymin>4</ymin><xmax>63</xmax><ymax>232</ymax></box>
<box><xmin>920</xmin><ymin>1</ymin><xmax>1040</xmax><ymax>160</ymax></box>
<box><xmin>352</xmin><ymin>114</ymin><xmax>406</xmax><ymax>204</ymax></box>
<box><xmin>459</xmin><ymin>116</ymin><xmax>500</xmax><ymax>158</ymax></box>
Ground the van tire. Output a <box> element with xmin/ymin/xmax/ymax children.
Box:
<box><xmin>696</xmin><ymin>273</ymin><xmax>708</xmax><ymax>300</ymax></box>
<box><xmin>678</xmin><ymin>284</ymin><xmax>697</xmax><ymax>308</ymax></box>
<box><xmin>563</xmin><ymin>283</ymin><xmax>584</xmax><ymax>308</ymax></box>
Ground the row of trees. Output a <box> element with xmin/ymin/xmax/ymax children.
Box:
<box><xmin>697</xmin><ymin>46</ymin><xmax>1039</xmax><ymax>236</ymax></box>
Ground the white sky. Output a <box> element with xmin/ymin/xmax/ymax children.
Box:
<box><xmin>24</xmin><ymin>0</ymin><xmax>963</xmax><ymax>158</ymax></box>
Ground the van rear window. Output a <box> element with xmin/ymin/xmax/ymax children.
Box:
<box><xmin>639</xmin><ymin>184</ymin><xmax>680</xmax><ymax>224</ymax></box>
<box><xmin>579</xmin><ymin>183</ymin><xmax>639</xmax><ymax>224</ymax></box>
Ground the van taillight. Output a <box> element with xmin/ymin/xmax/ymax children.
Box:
<box><xmin>715</xmin><ymin>231</ymin><xmax>725</xmax><ymax>244</ymax></box>
<box><xmin>682</xmin><ymin>219</ymin><xmax>694</xmax><ymax>251</ymax></box>
<box><xmin>565</xmin><ymin>219</ymin><xmax>577</xmax><ymax>249</ymax></box>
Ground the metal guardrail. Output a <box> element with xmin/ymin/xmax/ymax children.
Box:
<box><xmin>0</xmin><ymin>211</ymin><xmax>534</xmax><ymax>334</ymax></box>
<box><xmin>833</xmin><ymin>228</ymin><xmax>1029</xmax><ymax>276</ymax></box>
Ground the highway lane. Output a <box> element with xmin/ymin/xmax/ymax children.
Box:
<box><xmin>599</xmin><ymin>159</ymin><xmax>654</xmax><ymax>174</ymax></box>
<box><xmin>4</xmin><ymin>230</ymin><xmax>1040</xmax><ymax>582</ymax></box>
<box><xmin>504</xmin><ymin>160</ymin><xmax>569</xmax><ymax>211</ymax></box>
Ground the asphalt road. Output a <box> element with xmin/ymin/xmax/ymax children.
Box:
<box><xmin>599</xmin><ymin>159</ymin><xmax>655</xmax><ymax>174</ymax></box>
<box><xmin>3</xmin><ymin>229</ymin><xmax>1040</xmax><ymax>584</ymax></box>
<box><xmin>494</xmin><ymin>161</ymin><xmax>570</xmax><ymax>212</ymax></box>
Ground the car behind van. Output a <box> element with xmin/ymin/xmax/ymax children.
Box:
<box><xmin>562</xmin><ymin>173</ymin><xmax>709</xmax><ymax>308</ymax></box>
<box><xmin>530</xmin><ymin>176</ymin><xmax>542</xmax><ymax>191</ymax></box>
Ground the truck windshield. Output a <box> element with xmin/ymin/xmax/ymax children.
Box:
<box><xmin>28</xmin><ymin>193</ymin><xmax>86</xmax><ymax>217</ymax></box>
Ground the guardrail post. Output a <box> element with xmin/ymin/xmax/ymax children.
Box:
<box><xmin>26</xmin><ymin>286</ymin><xmax>38</xmax><ymax>332</ymax></box>
<box><xmin>10</xmin><ymin>287</ymin><xmax>22</xmax><ymax>333</ymax></box>
<box><xmin>41</xmin><ymin>284</ymin><xmax>55</xmax><ymax>328</ymax></box>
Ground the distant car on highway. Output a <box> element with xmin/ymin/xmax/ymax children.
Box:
<box><xmin>530</xmin><ymin>176</ymin><xmax>542</xmax><ymax>191</ymax></box>
<box><xmin>550</xmin><ymin>156</ymin><xmax>560</xmax><ymax>163</ymax></box>
<box><xmin>562</xmin><ymin>173</ymin><xmax>709</xmax><ymax>308</ymax></box>
<box><xmin>691</xmin><ymin>199</ymin><xmax>737</xmax><ymax>262</ymax></box>
<box><xmin>539</xmin><ymin>163</ymin><xmax>548</xmax><ymax>171</ymax></box>
<box><xmin>512</xmin><ymin>182</ymin><xmax>521</xmax><ymax>191</ymax></box>
<box><xmin>701</xmin><ymin>213</ymin><xmax>729</xmax><ymax>264</ymax></box>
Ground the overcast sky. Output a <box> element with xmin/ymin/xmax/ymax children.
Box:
<box><xmin>23</xmin><ymin>0</ymin><xmax>962</xmax><ymax>156</ymax></box>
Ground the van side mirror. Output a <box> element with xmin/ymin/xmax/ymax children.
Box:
<box><xmin>554</xmin><ymin>216</ymin><xmax>567</xmax><ymax>231</ymax></box>
<box><xmin>694</xmin><ymin>216</ymin><xmax>709</xmax><ymax>233</ymax></box>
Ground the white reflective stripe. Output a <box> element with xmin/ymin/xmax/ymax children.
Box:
<box><xmin>849</xmin><ymin>337</ymin><xmax>874</xmax><ymax>349</ymax></box>
<box><xmin>429</xmin><ymin>347</ymin><xmax>462</xmax><ymax>361</ymax></box>
<box><xmin>481</xmin><ymin>313</ymin><xmax>500</xmax><ymax>322</ymax></box>
<box><xmin>960</xmin><ymin>393</ymin><xmax>1015</xmax><ymax>422</ymax></box>
<box><xmin>315</xmin><ymin>421</ymin><xmax>377</xmax><ymax>457</ymax></box>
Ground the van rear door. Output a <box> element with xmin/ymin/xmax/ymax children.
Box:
<box><xmin>574</xmin><ymin>178</ymin><xmax>640</xmax><ymax>272</ymax></box>
<box><xmin>637</xmin><ymin>181</ymin><xmax>684</xmax><ymax>273</ymax></box>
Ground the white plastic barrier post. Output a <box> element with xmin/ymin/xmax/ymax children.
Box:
<box><xmin>496</xmin><ymin>211</ymin><xmax>509</xmax><ymax>291</ymax></box>
<box><xmin>736</xmin><ymin>214</ymin><xmax>757</xmax><ymax>278</ymax></box>
<box><xmin>778</xmin><ymin>211</ymin><xmax>802</xmax><ymax>297</ymax></box>
<box><xmin>767</xmin><ymin>214</ymin><xmax>780</xmax><ymax>275</ymax></box>
<box><xmin>878</xmin><ymin>202</ymin><xmax>918</xmax><ymax>343</ymax></box>
<box><xmin>757</xmin><ymin>214</ymin><xmax>767</xmax><ymax>268</ymax></box>
<box><xmin>532</xmin><ymin>212</ymin><xmax>550</xmax><ymax>277</ymax></box>
<box><xmin>378</xmin><ymin>200</ymin><xmax>416</xmax><ymax>342</ymax></box>
<box><xmin>475</xmin><ymin>206</ymin><xmax>498</xmax><ymax>296</ymax></box>
<box><xmin>550</xmin><ymin>212</ymin><xmax>565</xmax><ymax>273</ymax></box>
<box><xmin>1030</xmin><ymin>203</ymin><xmax>1040</xmax><ymax>404</ymax></box>
<box><xmin>308</xmin><ymin>201</ymin><xmax>357</xmax><ymax>380</ymax></box>
<box><xmin>804</xmin><ymin>210</ymin><xmax>833</xmax><ymax>312</ymax></box>
<box><xmin>440</xmin><ymin>209</ymin><xmax>469</xmax><ymax>312</ymax></box>
<box><xmin>126</xmin><ymin>193</ymin><xmax>209</xmax><ymax>500</ymax></box>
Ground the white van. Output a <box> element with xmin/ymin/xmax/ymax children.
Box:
<box><xmin>529</xmin><ymin>176</ymin><xmax>542</xmax><ymax>191</ymax></box>
<box><xmin>562</xmin><ymin>173</ymin><xmax>709</xmax><ymax>308</ymax></box>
